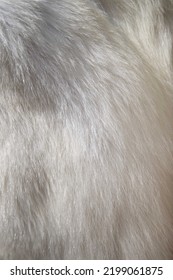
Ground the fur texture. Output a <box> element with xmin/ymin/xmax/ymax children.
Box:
<box><xmin>0</xmin><ymin>0</ymin><xmax>172</xmax><ymax>259</ymax></box>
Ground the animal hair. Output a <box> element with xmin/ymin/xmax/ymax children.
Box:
<box><xmin>0</xmin><ymin>0</ymin><xmax>172</xmax><ymax>259</ymax></box>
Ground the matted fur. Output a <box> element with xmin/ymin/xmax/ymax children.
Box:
<box><xmin>0</xmin><ymin>0</ymin><xmax>172</xmax><ymax>259</ymax></box>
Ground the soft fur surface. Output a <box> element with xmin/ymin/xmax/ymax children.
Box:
<box><xmin>0</xmin><ymin>0</ymin><xmax>172</xmax><ymax>259</ymax></box>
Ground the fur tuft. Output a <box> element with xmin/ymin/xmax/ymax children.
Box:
<box><xmin>0</xmin><ymin>0</ymin><xmax>172</xmax><ymax>259</ymax></box>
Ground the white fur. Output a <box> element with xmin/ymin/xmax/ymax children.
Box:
<box><xmin>0</xmin><ymin>0</ymin><xmax>172</xmax><ymax>259</ymax></box>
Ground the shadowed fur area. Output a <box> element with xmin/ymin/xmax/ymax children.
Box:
<box><xmin>0</xmin><ymin>0</ymin><xmax>172</xmax><ymax>259</ymax></box>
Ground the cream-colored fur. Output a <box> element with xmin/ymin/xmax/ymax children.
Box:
<box><xmin>0</xmin><ymin>0</ymin><xmax>172</xmax><ymax>259</ymax></box>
